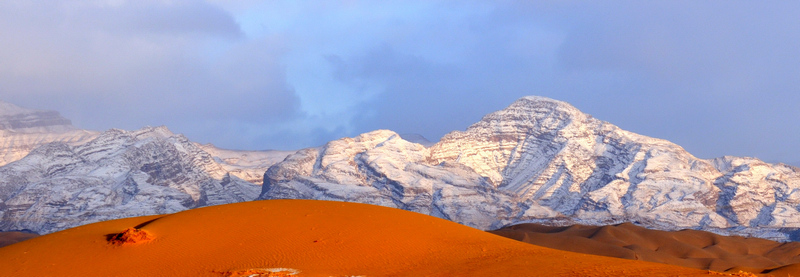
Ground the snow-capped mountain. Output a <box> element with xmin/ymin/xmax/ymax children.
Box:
<box><xmin>0</xmin><ymin>101</ymin><xmax>98</xmax><ymax>166</ymax></box>
<box><xmin>2</xmin><ymin>96</ymin><xmax>799</xmax><ymax>240</ymax></box>
<box><xmin>259</xmin><ymin>130</ymin><xmax>511</xmax><ymax>229</ymax></box>
<box><xmin>0</xmin><ymin>126</ymin><xmax>273</xmax><ymax>234</ymax></box>
<box><xmin>260</xmin><ymin>96</ymin><xmax>800</xmax><ymax>241</ymax></box>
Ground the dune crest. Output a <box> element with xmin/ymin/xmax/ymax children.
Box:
<box><xmin>219</xmin><ymin>268</ymin><xmax>300</xmax><ymax>277</ymax></box>
<box><xmin>0</xmin><ymin>200</ymin><xmax>713</xmax><ymax>276</ymax></box>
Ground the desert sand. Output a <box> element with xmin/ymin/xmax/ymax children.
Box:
<box><xmin>0</xmin><ymin>231</ymin><xmax>38</xmax><ymax>248</ymax></box>
<box><xmin>0</xmin><ymin>199</ymin><xmax>721</xmax><ymax>276</ymax></box>
<box><xmin>491</xmin><ymin>223</ymin><xmax>800</xmax><ymax>276</ymax></box>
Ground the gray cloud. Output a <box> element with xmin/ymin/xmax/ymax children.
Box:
<box><xmin>1</xmin><ymin>1</ymin><xmax>798</xmax><ymax>164</ymax></box>
<box><xmin>540</xmin><ymin>1</ymin><xmax>800</xmax><ymax>161</ymax></box>
<box><xmin>0</xmin><ymin>0</ymin><xmax>302</xmax><ymax>150</ymax></box>
<box><xmin>322</xmin><ymin>1</ymin><xmax>800</xmax><ymax>163</ymax></box>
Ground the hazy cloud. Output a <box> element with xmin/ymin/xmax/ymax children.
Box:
<box><xmin>0</xmin><ymin>0</ymin><xmax>302</xmax><ymax>149</ymax></box>
<box><xmin>1</xmin><ymin>1</ymin><xmax>798</xmax><ymax>163</ymax></box>
<box><xmin>320</xmin><ymin>1</ymin><xmax>800</xmax><ymax>163</ymax></box>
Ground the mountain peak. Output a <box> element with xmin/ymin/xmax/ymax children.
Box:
<box><xmin>134</xmin><ymin>125</ymin><xmax>175</xmax><ymax>138</ymax></box>
<box><xmin>436</xmin><ymin>95</ymin><xmax>596</xmax><ymax>145</ymax></box>
<box><xmin>430</xmin><ymin>96</ymin><xmax>597</xmax><ymax>186</ymax></box>
<box><xmin>517</xmin><ymin>95</ymin><xmax>576</xmax><ymax>108</ymax></box>
<box><xmin>0</xmin><ymin>101</ymin><xmax>75</xmax><ymax>132</ymax></box>
<box><xmin>494</xmin><ymin>95</ymin><xmax>588</xmax><ymax>122</ymax></box>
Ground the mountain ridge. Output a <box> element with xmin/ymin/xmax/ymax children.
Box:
<box><xmin>1</xmin><ymin>96</ymin><xmax>799</xmax><ymax>241</ymax></box>
<box><xmin>0</xmin><ymin>126</ymin><xmax>282</xmax><ymax>234</ymax></box>
<box><xmin>259</xmin><ymin>96</ymin><xmax>800</xmax><ymax>241</ymax></box>
<box><xmin>0</xmin><ymin>101</ymin><xmax>99</xmax><ymax>167</ymax></box>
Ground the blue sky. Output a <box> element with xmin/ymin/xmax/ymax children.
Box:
<box><xmin>1</xmin><ymin>1</ymin><xmax>798</xmax><ymax>165</ymax></box>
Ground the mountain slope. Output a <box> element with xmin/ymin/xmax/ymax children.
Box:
<box><xmin>2</xmin><ymin>96</ymin><xmax>798</xmax><ymax>240</ymax></box>
<box><xmin>260</xmin><ymin>96</ymin><xmax>800</xmax><ymax>241</ymax></box>
<box><xmin>260</xmin><ymin>130</ymin><xmax>511</xmax><ymax>229</ymax></box>
<box><xmin>0</xmin><ymin>126</ymin><xmax>262</xmax><ymax>234</ymax></box>
<box><xmin>0</xmin><ymin>101</ymin><xmax>98</xmax><ymax>166</ymax></box>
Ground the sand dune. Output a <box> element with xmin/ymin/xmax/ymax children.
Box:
<box><xmin>0</xmin><ymin>200</ymin><xmax>716</xmax><ymax>276</ymax></box>
<box><xmin>490</xmin><ymin>222</ymin><xmax>800</xmax><ymax>276</ymax></box>
<box><xmin>0</xmin><ymin>231</ymin><xmax>38</xmax><ymax>248</ymax></box>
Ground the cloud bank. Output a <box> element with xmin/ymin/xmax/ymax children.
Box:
<box><xmin>1</xmin><ymin>0</ymin><xmax>798</xmax><ymax>164</ymax></box>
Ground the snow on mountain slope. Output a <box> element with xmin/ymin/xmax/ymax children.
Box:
<box><xmin>2</xmin><ymin>96</ymin><xmax>798</xmax><ymax>240</ymax></box>
<box><xmin>0</xmin><ymin>126</ymin><xmax>261</xmax><ymax>234</ymax></box>
<box><xmin>197</xmin><ymin>144</ymin><xmax>293</xmax><ymax>185</ymax></box>
<box><xmin>427</xmin><ymin>96</ymin><xmax>732</xmax><ymax>229</ymax></box>
<box><xmin>0</xmin><ymin>101</ymin><xmax>98</xmax><ymax>166</ymax></box>
<box><xmin>261</xmin><ymin>96</ymin><xmax>800</xmax><ymax>241</ymax></box>
<box><xmin>261</xmin><ymin>130</ymin><xmax>511</xmax><ymax>228</ymax></box>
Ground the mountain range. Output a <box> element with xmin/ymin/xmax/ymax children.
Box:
<box><xmin>0</xmin><ymin>102</ymin><xmax>286</xmax><ymax>233</ymax></box>
<box><xmin>1</xmin><ymin>97</ymin><xmax>798</xmax><ymax>241</ymax></box>
<box><xmin>0</xmin><ymin>101</ymin><xmax>98</xmax><ymax>167</ymax></box>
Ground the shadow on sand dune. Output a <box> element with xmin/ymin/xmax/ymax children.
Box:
<box><xmin>491</xmin><ymin>222</ymin><xmax>800</xmax><ymax>276</ymax></box>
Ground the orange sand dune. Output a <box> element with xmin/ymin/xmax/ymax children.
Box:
<box><xmin>0</xmin><ymin>231</ymin><xmax>38</xmax><ymax>248</ymax></box>
<box><xmin>491</xmin><ymin>223</ymin><xmax>800</xmax><ymax>276</ymax></box>
<box><xmin>0</xmin><ymin>200</ymin><xmax>718</xmax><ymax>276</ymax></box>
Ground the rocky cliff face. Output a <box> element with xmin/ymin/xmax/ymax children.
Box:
<box><xmin>260</xmin><ymin>96</ymin><xmax>800</xmax><ymax>241</ymax></box>
<box><xmin>0</xmin><ymin>127</ymin><xmax>262</xmax><ymax>234</ymax></box>
<box><xmin>0</xmin><ymin>101</ymin><xmax>98</xmax><ymax>166</ymax></box>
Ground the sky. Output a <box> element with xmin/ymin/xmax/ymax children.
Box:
<box><xmin>0</xmin><ymin>1</ymin><xmax>798</xmax><ymax>165</ymax></box>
